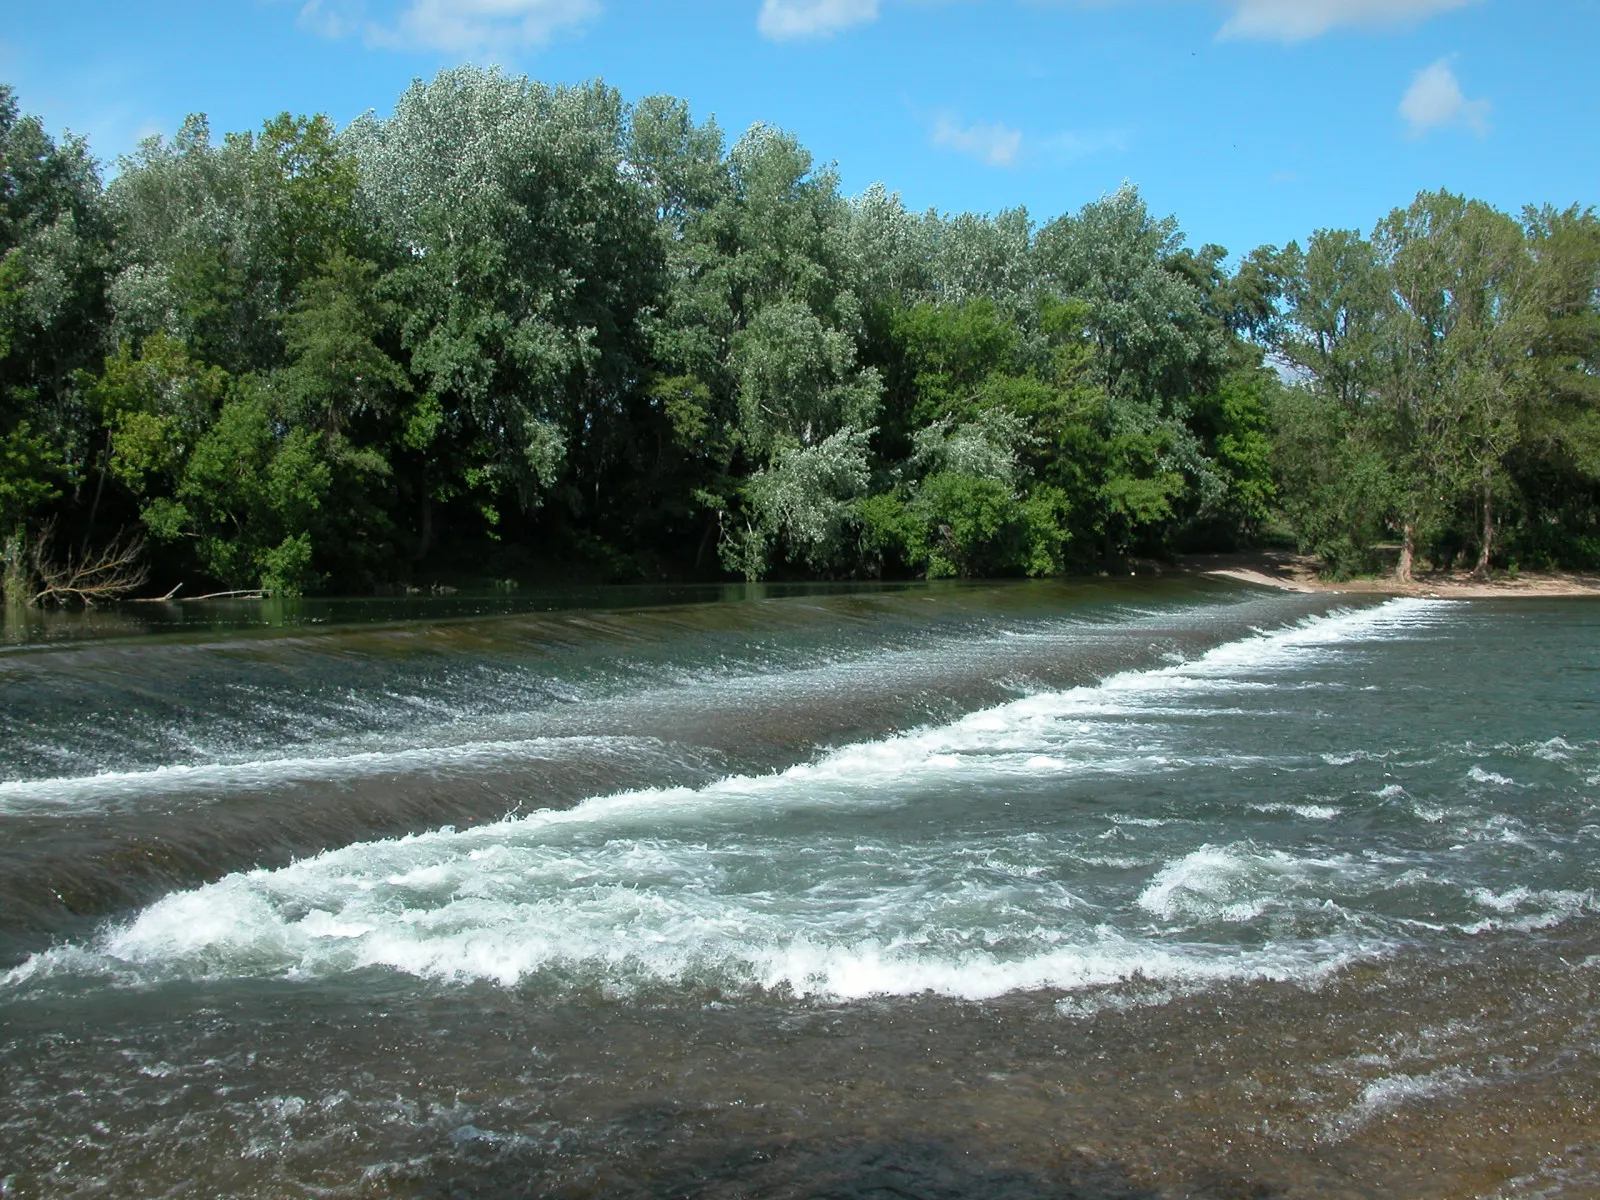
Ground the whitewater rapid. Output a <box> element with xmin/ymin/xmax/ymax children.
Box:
<box><xmin>22</xmin><ymin>597</ymin><xmax>1576</xmax><ymax>1003</ymax></box>
<box><xmin>7</xmin><ymin>584</ymin><xmax>1600</xmax><ymax>1200</ymax></box>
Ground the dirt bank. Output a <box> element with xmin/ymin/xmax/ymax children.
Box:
<box><xmin>1172</xmin><ymin>550</ymin><xmax>1600</xmax><ymax>599</ymax></box>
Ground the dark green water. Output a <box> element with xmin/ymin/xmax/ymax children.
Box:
<box><xmin>1</xmin><ymin>580</ymin><xmax>1596</xmax><ymax>1198</ymax></box>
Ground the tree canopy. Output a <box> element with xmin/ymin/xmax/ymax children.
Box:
<box><xmin>0</xmin><ymin>72</ymin><xmax>1595</xmax><ymax>600</ymax></box>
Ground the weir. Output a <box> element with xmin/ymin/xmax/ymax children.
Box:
<box><xmin>0</xmin><ymin>579</ymin><xmax>1327</xmax><ymax>959</ymax></box>
<box><xmin>3</xmin><ymin>580</ymin><xmax>1599</xmax><ymax>1199</ymax></box>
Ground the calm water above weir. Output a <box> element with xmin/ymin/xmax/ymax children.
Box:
<box><xmin>2</xmin><ymin>579</ymin><xmax>1597</xmax><ymax>1199</ymax></box>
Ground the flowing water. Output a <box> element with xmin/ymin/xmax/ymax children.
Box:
<box><xmin>1</xmin><ymin>579</ymin><xmax>1597</xmax><ymax>1199</ymax></box>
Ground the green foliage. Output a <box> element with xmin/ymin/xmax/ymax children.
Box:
<box><xmin>657</xmin><ymin>374</ymin><xmax>715</xmax><ymax>449</ymax></box>
<box><xmin>1269</xmin><ymin>385</ymin><xmax>1398</xmax><ymax>573</ymax></box>
<box><xmin>402</xmin><ymin>393</ymin><xmax>444</xmax><ymax>454</ymax></box>
<box><xmin>160</xmin><ymin>386</ymin><xmax>331</xmax><ymax>594</ymax></box>
<box><xmin>1037</xmin><ymin>184</ymin><xmax>1223</xmax><ymax>409</ymax></box>
<box><xmin>860</xmin><ymin>406</ymin><xmax>1070</xmax><ymax>578</ymax></box>
<box><xmin>257</xmin><ymin>532</ymin><xmax>316</xmax><ymax>598</ymax></box>
<box><xmin>856</xmin><ymin>490</ymin><xmax>921</xmax><ymax>568</ymax></box>
<box><xmin>734</xmin><ymin>299</ymin><xmax>881</xmax><ymax>453</ymax></box>
<box><xmin>1264</xmin><ymin>190</ymin><xmax>1600</xmax><ymax>574</ymax></box>
<box><xmin>85</xmin><ymin>330</ymin><xmax>336</xmax><ymax>593</ymax></box>
<box><xmin>0</xmin><ymin>84</ymin><xmax>109</xmax><ymax>485</ymax></box>
<box><xmin>860</xmin><ymin>473</ymin><xmax>1070</xmax><ymax>580</ymax></box>
<box><xmin>105</xmin><ymin>109</ymin><xmax>363</xmax><ymax>374</ymax></box>
<box><xmin>890</xmin><ymin>298</ymin><xmax>1021</xmax><ymax>426</ymax></box>
<box><xmin>89</xmin><ymin>332</ymin><xmax>228</xmax><ymax>493</ymax></box>
<box><xmin>914</xmin><ymin>473</ymin><xmax>1068</xmax><ymax>578</ymax></box>
<box><xmin>0</xmin><ymin>419</ymin><xmax>60</xmax><ymax>532</ymax></box>
<box><xmin>735</xmin><ymin>426</ymin><xmax>873</xmax><ymax>578</ymax></box>
<box><xmin>347</xmin><ymin>67</ymin><xmax>662</xmax><ymax>516</ymax></box>
<box><xmin>916</xmin><ymin>473</ymin><xmax>1016</xmax><ymax>577</ymax></box>
<box><xmin>279</xmin><ymin>249</ymin><xmax>408</xmax><ymax>433</ymax></box>
<box><xmin>1192</xmin><ymin>367</ymin><xmax>1278</xmax><ymax>533</ymax></box>
<box><xmin>0</xmin><ymin>72</ymin><xmax>1596</xmax><ymax>594</ymax></box>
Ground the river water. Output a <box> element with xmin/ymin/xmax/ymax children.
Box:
<box><xmin>1</xmin><ymin>579</ymin><xmax>1596</xmax><ymax>1198</ymax></box>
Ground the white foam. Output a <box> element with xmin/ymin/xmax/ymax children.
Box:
<box><xmin>1533</xmin><ymin>737</ymin><xmax>1578</xmax><ymax>762</ymax></box>
<box><xmin>1327</xmin><ymin>1067</ymin><xmax>1477</xmax><ymax>1137</ymax></box>
<box><xmin>5</xmin><ymin>860</ymin><xmax>1368</xmax><ymax>1000</ymax></box>
<box><xmin>2</xmin><ymin>599</ymin><xmax>1445</xmax><ymax>998</ymax></box>
<box><xmin>1251</xmin><ymin>802</ymin><xmax>1342</xmax><ymax>820</ymax></box>
<box><xmin>1467</xmin><ymin>766</ymin><xmax>1520</xmax><ymax>787</ymax></box>
<box><xmin>2</xmin><ymin>598</ymin><xmax>1440</xmax><ymax>816</ymax></box>
<box><xmin>1053</xmin><ymin>980</ymin><xmax>1183</xmax><ymax>1019</ymax></box>
<box><xmin>0</xmin><ymin>735</ymin><xmax>659</xmax><ymax>815</ymax></box>
<box><xmin>1462</xmin><ymin>887</ymin><xmax>1597</xmax><ymax>934</ymax></box>
<box><xmin>1454</xmin><ymin>814</ymin><xmax>1535</xmax><ymax>847</ymax></box>
<box><xmin>1136</xmin><ymin>843</ymin><xmax>1372</xmax><ymax>924</ymax></box>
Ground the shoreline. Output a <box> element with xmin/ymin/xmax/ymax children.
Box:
<box><xmin>1172</xmin><ymin>550</ymin><xmax>1600</xmax><ymax>599</ymax></box>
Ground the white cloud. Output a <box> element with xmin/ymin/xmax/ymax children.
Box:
<box><xmin>297</xmin><ymin>0</ymin><xmax>360</xmax><ymax>40</ymax></box>
<box><xmin>758</xmin><ymin>0</ymin><xmax>879</xmax><ymax>40</ymax></box>
<box><xmin>299</xmin><ymin>0</ymin><xmax>599</xmax><ymax>56</ymax></box>
<box><xmin>1042</xmin><ymin>128</ymin><xmax>1128</xmax><ymax>160</ymax></box>
<box><xmin>1399</xmin><ymin>57</ymin><xmax>1489</xmax><ymax>138</ymax></box>
<box><xmin>929</xmin><ymin>117</ymin><xmax>1125</xmax><ymax>168</ymax></box>
<box><xmin>1217</xmin><ymin>0</ymin><xmax>1477</xmax><ymax>42</ymax></box>
<box><xmin>750</xmin><ymin>0</ymin><xmax>1475</xmax><ymax>47</ymax></box>
<box><xmin>931</xmin><ymin>115</ymin><xmax>1024</xmax><ymax>167</ymax></box>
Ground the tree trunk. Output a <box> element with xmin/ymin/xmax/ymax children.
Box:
<box><xmin>416</xmin><ymin>490</ymin><xmax>434</xmax><ymax>563</ymax></box>
<box><xmin>81</xmin><ymin>431</ymin><xmax>113</xmax><ymax>555</ymax></box>
<box><xmin>1396</xmin><ymin>521</ymin><xmax>1416</xmax><ymax>584</ymax></box>
<box><xmin>693</xmin><ymin>515</ymin><xmax>718</xmax><ymax>574</ymax></box>
<box><xmin>2</xmin><ymin>526</ymin><xmax>26</xmax><ymax>606</ymax></box>
<box><xmin>1474</xmin><ymin>471</ymin><xmax>1495</xmax><ymax>579</ymax></box>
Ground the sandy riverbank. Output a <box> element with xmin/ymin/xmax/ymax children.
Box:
<box><xmin>1172</xmin><ymin>550</ymin><xmax>1600</xmax><ymax>599</ymax></box>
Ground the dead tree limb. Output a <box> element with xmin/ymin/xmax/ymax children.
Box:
<box><xmin>127</xmin><ymin>582</ymin><xmax>184</xmax><ymax>603</ymax></box>
<box><xmin>185</xmin><ymin>589</ymin><xmax>264</xmax><ymax>601</ymax></box>
<box><xmin>30</xmin><ymin>523</ymin><xmax>150</xmax><ymax>608</ymax></box>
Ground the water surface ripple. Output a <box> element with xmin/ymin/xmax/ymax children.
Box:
<box><xmin>1</xmin><ymin>580</ymin><xmax>1596</xmax><ymax>1199</ymax></box>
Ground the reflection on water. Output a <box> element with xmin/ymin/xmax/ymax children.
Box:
<box><xmin>0</xmin><ymin>579</ymin><xmax>928</xmax><ymax>649</ymax></box>
<box><xmin>1</xmin><ymin>581</ymin><xmax>1598</xmax><ymax>1198</ymax></box>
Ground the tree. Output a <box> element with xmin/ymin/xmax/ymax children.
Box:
<box><xmin>278</xmin><ymin>249</ymin><xmax>409</xmax><ymax>435</ymax></box>
<box><xmin>346</xmin><ymin>68</ymin><xmax>663</xmax><ymax>535</ymax></box>
<box><xmin>1187</xmin><ymin>366</ymin><xmax>1278</xmax><ymax>541</ymax></box>
<box><xmin>1265</xmin><ymin>228</ymin><xmax>1400</xmax><ymax>571</ymax></box>
<box><xmin>734</xmin><ymin>298</ymin><xmax>880</xmax><ymax>454</ymax></box>
<box><xmin>0</xmin><ymin>84</ymin><xmax>110</xmax><ymax>563</ymax></box>
<box><xmin>1037</xmin><ymin>184</ymin><xmax>1224</xmax><ymax>411</ymax></box>
<box><xmin>6</xmin><ymin>69</ymin><xmax>1598</xmax><ymax>590</ymax></box>
<box><xmin>1033</xmin><ymin>185</ymin><xmax>1233</xmax><ymax>558</ymax></box>
<box><xmin>142</xmin><ymin>382</ymin><xmax>331</xmax><ymax>595</ymax></box>
<box><xmin>884</xmin><ymin>407</ymin><xmax>1068</xmax><ymax>578</ymax></box>
<box><xmin>736</xmin><ymin>427</ymin><xmax>873</xmax><ymax>579</ymax></box>
<box><xmin>107</xmin><ymin>111</ymin><xmax>361</xmax><ymax>376</ymax></box>
<box><xmin>1510</xmin><ymin>205</ymin><xmax>1600</xmax><ymax>567</ymax></box>
<box><xmin>1372</xmin><ymin>192</ymin><xmax>1533</xmax><ymax>577</ymax></box>
<box><xmin>648</xmin><ymin>119</ymin><xmax>882</xmax><ymax>577</ymax></box>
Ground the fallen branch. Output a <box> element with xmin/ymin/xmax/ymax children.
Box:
<box><xmin>30</xmin><ymin>524</ymin><xmax>149</xmax><ymax>608</ymax></box>
<box><xmin>128</xmin><ymin>582</ymin><xmax>184</xmax><ymax>603</ymax></box>
<box><xmin>185</xmin><ymin>589</ymin><xmax>265</xmax><ymax>601</ymax></box>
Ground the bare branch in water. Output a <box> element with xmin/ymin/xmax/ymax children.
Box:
<box><xmin>30</xmin><ymin>522</ymin><xmax>150</xmax><ymax>607</ymax></box>
<box><xmin>185</xmin><ymin>589</ymin><xmax>264</xmax><ymax>601</ymax></box>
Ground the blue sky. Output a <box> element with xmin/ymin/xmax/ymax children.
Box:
<box><xmin>3</xmin><ymin>0</ymin><xmax>1595</xmax><ymax>257</ymax></box>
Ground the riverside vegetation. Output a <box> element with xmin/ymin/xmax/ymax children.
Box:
<box><xmin>0</xmin><ymin>68</ymin><xmax>1596</xmax><ymax>600</ymax></box>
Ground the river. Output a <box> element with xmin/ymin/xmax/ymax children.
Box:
<box><xmin>1</xmin><ymin>579</ymin><xmax>1596</xmax><ymax>1198</ymax></box>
